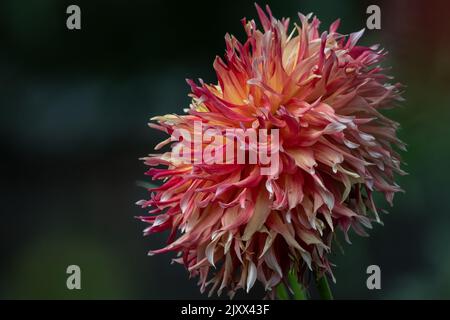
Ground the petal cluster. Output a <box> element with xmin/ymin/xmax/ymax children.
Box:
<box><xmin>137</xmin><ymin>5</ymin><xmax>405</xmax><ymax>297</ymax></box>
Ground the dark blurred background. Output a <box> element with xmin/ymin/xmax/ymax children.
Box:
<box><xmin>1</xmin><ymin>0</ymin><xmax>449</xmax><ymax>299</ymax></box>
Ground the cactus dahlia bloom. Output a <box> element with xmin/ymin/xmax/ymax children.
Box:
<box><xmin>137</xmin><ymin>5</ymin><xmax>405</xmax><ymax>298</ymax></box>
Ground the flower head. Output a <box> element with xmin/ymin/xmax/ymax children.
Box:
<box><xmin>137</xmin><ymin>4</ymin><xmax>405</xmax><ymax>298</ymax></box>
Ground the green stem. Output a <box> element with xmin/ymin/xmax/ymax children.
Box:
<box><xmin>288</xmin><ymin>270</ymin><xmax>307</xmax><ymax>300</ymax></box>
<box><xmin>275</xmin><ymin>283</ymin><xmax>289</xmax><ymax>300</ymax></box>
<box><xmin>315</xmin><ymin>274</ymin><xmax>333</xmax><ymax>300</ymax></box>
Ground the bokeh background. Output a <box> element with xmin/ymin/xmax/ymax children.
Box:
<box><xmin>1</xmin><ymin>0</ymin><xmax>450</xmax><ymax>299</ymax></box>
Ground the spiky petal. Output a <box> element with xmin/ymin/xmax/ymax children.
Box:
<box><xmin>137</xmin><ymin>4</ymin><xmax>405</xmax><ymax>298</ymax></box>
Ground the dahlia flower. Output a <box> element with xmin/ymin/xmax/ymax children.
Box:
<box><xmin>137</xmin><ymin>4</ymin><xmax>405</xmax><ymax>298</ymax></box>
